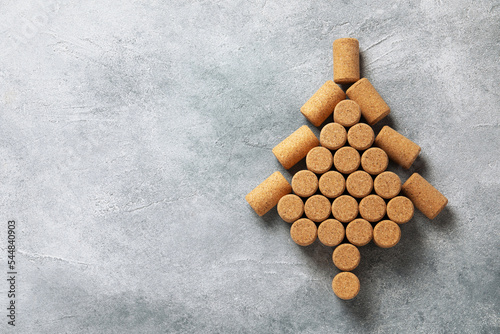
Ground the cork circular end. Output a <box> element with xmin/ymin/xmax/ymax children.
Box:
<box><xmin>277</xmin><ymin>194</ymin><xmax>304</xmax><ymax>223</ymax></box>
<box><xmin>334</xmin><ymin>147</ymin><xmax>360</xmax><ymax>174</ymax></box>
<box><xmin>361</xmin><ymin>147</ymin><xmax>389</xmax><ymax>175</ymax></box>
<box><xmin>304</xmin><ymin>195</ymin><xmax>332</xmax><ymax>223</ymax></box>
<box><xmin>359</xmin><ymin>194</ymin><xmax>387</xmax><ymax>223</ymax></box>
<box><xmin>346</xmin><ymin>218</ymin><xmax>373</xmax><ymax>246</ymax></box>
<box><xmin>334</xmin><ymin>100</ymin><xmax>361</xmax><ymax>127</ymax></box>
<box><xmin>292</xmin><ymin>170</ymin><xmax>318</xmax><ymax>198</ymax></box>
<box><xmin>373</xmin><ymin>220</ymin><xmax>401</xmax><ymax>248</ymax></box>
<box><xmin>332</xmin><ymin>195</ymin><xmax>359</xmax><ymax>223</ymax></box>
<box><xmin>332</xmin><ymin>243</ymin><xmax>360</xmax><ymax>271</ymax></box>
<box><xmin>332</xmin><ymin>272</ymin><xmax>360</xmax><ymax>300</ymax></box>
<box><xmin>319</xmin><ymin>171</ymin><xmax>345</xmax><ymax>198</ymax></box>
<box><xmin>347</xmin><ymin>123</ymin><xmax>375</xmax><ymax>150</ymax></box>
<box><xmin>320</xmin><ymin>123</ymin><xmax>347</xmax><ymax>150</ymax></box>
<box><xmin>318</xmin><ymin>219</ymin><xmax>345</xmax><ymax>247</ymax></box>
<box><xmin>290</xmin><ymin>218</ymin><xmax>317</xmax><ymax>246</ymax></box>
<box><xmin>387</xmin><ymin>196</ymin><xmax>414</xmax><ymax>224</ymax></box>
<box><xmin>306</xmin><ymin>147</ymin><xmax>333</xmax><ymax>174</ymax></box>
<box><xmin>374</xmin><ymin>171</ymin><xmax>401</xmax><ymax>199</ymax></box>
<box><xmin>346</xmin><ymin>171</ymin><xmax>373</xmax><ymax>198</ymax></box>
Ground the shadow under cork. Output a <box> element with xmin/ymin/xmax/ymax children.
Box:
<box><xmin>426</xmin><ymin>206</ymin><xmax>456</xmax><ymax>232</ymax></box>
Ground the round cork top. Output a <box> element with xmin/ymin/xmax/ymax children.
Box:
<box><xmin>318</xmin><ymin>219</ymin><xmax>345</xmax><ymax>247</ymax></box>
<box><xmin>347</xmin><ymin>123</ymin><xmax>374</xmax><ymax>150</ymax></box>
<box><xmin>306</xmin><ymin>147</ymin><xmax>333</xmax><ymax>174</ymax></box>
<box><xmin>334</xmin><ymin>100</ymin><xmax>361</xmax><ymax>127</ymax></box>
<box><xmin>277</xmin><ymin>194</ymin><xmax>304</xmax><ymax>223</ymax></box>
<box><xmin>346</xmin><ymin>171</ymin><xmax>373</xmax><ymax>198</ymax></box>
<box><xmin>332</xmin><ymin>272</ymin><xmax>360</xmax><ymax>300</ymax></box>
<box><xmin>320</xmin><ymin>123</ymin><xmax>347</xmax><ymax>150</ymax></box>
<box><xmin>359</xmin><ymin>194</ymin><xmax>387</xmax><ymax>222</ymax></box>
<box><xmin>331</xmin><ymin>195</ymin><xmax>359</xmax><ymax>223</ymax></box>
<box><xmin>374</xmin><ymin>171</ymin><xmax>401</xmax><ymax>199</ymax></box>
<box><xmin>304</xmin><ymin>195</ymin><xmax>331</xmax><ymax>222</ymax></box>
<box><xmin>361</xmin><ymin>147</ymin><xmax>388</xmax><ymax>175</ymax></box>
<box><xmin>290</xmin><ymin>218</ymin><xmax>317</xmax><ymax>246</ymax></box>
<box><xmin>319</xmin><ymin>171</ymin><xmax>345</xmax><ymax>198</ymax></box>
<box><xmin>373</xmin><ymin>220</ymin><xmax>401</xmax><ymax>248</ymax></box>
<box><xmin>334</xmin><ymin>147</ymin><xmax>360</xmax><ymax>174</ymax></box>
<box><xmin>332</xmin><ymin>243</ymin><xmax>360</xmax><ymax>271</ymax></box>
<box><xmin>387</xmin><ymin>196</ymin><xmax>414</xmax><ymax>224</ymax></box>
<box><xmin>292</xmin><ymin>170</ymin><xmax>318</xmax><ymax>197</ymax></box>
<box><xmin>346</xmin><ymin>218</ymin><xmax>373</xmax><ymax>246</ymax></box>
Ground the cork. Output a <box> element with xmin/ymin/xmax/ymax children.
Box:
<box><xmin>332</xmin><ymin>272</ymin><xmax>360</xmax><ymax>300</ymax></box>
<box><xmin>332</xmin><ymin>195</ymin><xmax>358</xmax><ymax>223</ymax></box>
<box><xmin>290</xmin><ymin>218</ymin><xmax>317</xmax><ymax>246</ymax></box>
<box><xmin>374</xmin><ymin>171</ymin><xmax>401</xmax><ymax>199</ymax></box>
<box><xmin>333</xmin><ymin>38</ymin><xmax>360</xmax><ymax>84</ymax></box>
<box><xmin>347</xmin><ymin>123</ymin><xmax>375</xmax><ymax>151</ymax></box>
<box><xmin>402</xmin><ymin>173</ymin><xmax>448</xmax><ymax>219</ymax></box>
<box><xmin>332</xmin><ymin>243</ymin><xmax>360</xmax><ymax>271</ymax></box>
<box><xmin>374</xmin><ymin>126</ymin><xmax>421</xmax><ymax>169</ymax></box>
<box><xmin>387</xmin><ymin>196</ymin><xmax>414</xmax><ymax>224</ymax></box>
<box><xmin>333</xmin><ymin>100</ymin><xmax>361</xmax><ymax>127</ymax></box>
<box><xmin>272</xmin><ymin>125</ymin><xmax>320</xmax><ymax>170</ymax></box>
<box><xmin>292</xmin><ymin>170</ymin><xmax>318</xmax><ymax>198</ymax></box>
<box><xmin>359</xmin><ymin>194</ymin><xmax>387</xmax><ymax>223</ymax></box>
<box><xmin>346</xmin><ymin>218</ymin><xmax>373</xmax><ymax>246</ymax></box>
<box><xmin>361</xmin><ymin>147</ymin><xmax>388</xmax><ymax>175</ymax></box>
<box><xmin>320</xmin><ymin>123</ymin><xmax>347</xmax><ymax>150</ymax></box>
<box><xmin>318</xmin><ymin>171</ymin><xmax>345</xmax><ymax>199</ymax></box>
<box><xmin>333</xmin><ymin>147</ymin><xmax>360</xmax><ymax>174</ymax></box>
<box><xmin>245</xmin><ymin>171</ymin><xmax>292</xmax><ymax>216</ymax></box>
<box><xmin>373</xmin><ymin>220</ymin><xmax>401</xmax><ymax>248</ymax></box>
<box><xmin>318</xmin><ymin>219</ymin><xmax>345</xmax><ymax>247</ymax></box>
<box><xmin>346</xmin><ymin>171</ymin><xmax>373</xmax><ymax>198</ymax></box>
<box><xmin>306</xmin><ymin>147</ymin><xmax>333</xmax><ymax>174</ymax></box>
<box><xmin>277</xmin><ymin>194</ymin><xmax>304</xmax><ymax>223</ymax></box>
<box><xmin>346</xmin><ymin>78</ymin><xmax>390</xmax><ymax>125</ymax></box>
<box><xmin>300</xmin><ymin>81</ymin><xmax>346</xmax><ymax>127</ymax></box>
<box><xmin>304</xmin><ymin>195</ymin><xmax>331</xmax><ymax>223</ymax></box>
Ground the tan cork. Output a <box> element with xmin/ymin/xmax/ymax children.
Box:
<box><xmin>290</xmin><ymin>218</ymin><xmax>317</xmax><ymax>246</ymax></box>
<box><xmin>332</xmin><ymin>272</ymin><xmax>360</xmax><ymax>300</ymax></box>
<box><xmin>304</xmin><ymin>195</ymin><xmax>331</xmax><ymax>222</ymax></box>
<box><xmin>277</xmin><ymin>194</ymin><xmax>304</xmax><ymax>223</ymax></box>
<box><xmin>387</xmin><ymin>196</ymin><xmax>414</xmax><ymax>224</ymax></box>
<box><xmin>334</xmin><ymin>100</ymin><xmax>361</xmax><ymax>127</ymax></box>
<box><xmin>346</xmin><ymin>78</ymin><xmax>390</xmax><ymax>125</ymax></box>
<box><xmin>245</xmin><ymin>171</ymin><xmax>292</xmax><ymax>216</ymax></box>
<box><xmin>319</xmin><ymin>171</ymin><xmax>345</xmax><ymax>199</ymax></box>
<box><xmin>320</xmin><ymin>123</ymin><xmax>347</xmax><ymax>150</ymax></box>
<box><xmin>373</xmin><ymin>220</ymin><xmax>401</xmax><ymax>248</ymax></box>
<box><xmin>346</xmin><ymin>218</ymin><xmax>373</xmax><ymax>246</ymax></box>
<box><xmin>402</xmin><ymin>173</ymin><xmax>448</xmax><ymax>219</ymax></box>
<box><xmin>374</xmin><ymin>171</ymin><xmax>401</xmax><ymax>199</ymax></box>
<box><xmin>359</xmin><ymin>194</ymin><xmax>387</xmax><ymax>223</ymax></box>
<box><xmin>300</xmin><ymin>81</ymin><xmax>346</xmax><ymax>127</ymax></box>
<box><xmin>346</xmin><ymin>171</ymin><xmax>373</xmax><ymax>198</ymax></box>
<box><xmin>334</xmin><ymin>147</ymin><xmax>360</xmax><ymax>174</ymax></box>
<box><xmin>361</xmin><ymin>147</ymin><xmax>388</xmax><ymax>175</ymax></box>
<box><xmin>333</xmin><ymin>38</ymin><xmax>360</xmax><ymax>84</ymax></box>
<box><xmin>332</xmin><ymin>195</ymin><xmax>359</xmax><ymax>223</ymax></box>
<box><xmin>374</xmin><ymin>126</ymin><xmax>421</xmax><ymax>169</ymax></box>
<box><xmin>273</xmin><ymin>125</ymin><xmax>319</xmax><ymax>169</ymax></box>
<box><xmin>306</xmin><ymin>147</ymin><xmax>333</xmax><ymax>174</ymax></box>
<box><xmin>292</xmin><ymin>170</ymin><xmax>318</xmax><ymax>198</ymax></box>
<box><xmin>318</xmin><ymin>219</ymin><xmax>345</xmax><ymax>247</ymax></box>
<box><xmin>332</xmin><ymin>243</ymin><xmax>360</xmax><ymax>271</ymax></box>
<box><xmin>347</xmin><ymin>123</ymin><xmax>375</xmax><ymax>150</ymax></box>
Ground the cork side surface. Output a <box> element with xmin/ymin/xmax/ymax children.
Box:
<box><xmin>272</xmin><ymin>125</ymin><xmax>319</xmax><ymax>169</ymax></box>
<box><xmin>402</xmin><ymin>173</ymin><xmax>448</xmax><ymax>219</ymax></box>
<box><xmin>300</xmin><ymin>81</ymin><xmax>346</xmax><ymax>127</ymax></box>
<box><xmin>245</xmin><ymin>171</ymin><xmax>292</xmax><ymax>216</ymax></box>
<box><xmin>374</xmin><ymin>126</ymin><xmax>421</xmax><ymax>169</ymax></box>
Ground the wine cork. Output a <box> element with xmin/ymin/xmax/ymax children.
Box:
<box><xmin>272</xmin><ymin>125</ymin><xmax>319</xmax><ymax>169</ymax></box>
<box><xmin>402</xmin><ymin>173</ymin><xmax>448</xmax><ymax>219</ymax></box>
<box><xmin>292</xmin><ymin>170</ymin><xmax>318</xmax><ymax>198</ymax></box>
<box><xmin>304</xmin><ymin>195</ymin><xmax>331</xmax><ymax>222</ymax></box>
<box><xmin>290</xmin><ymin>218</ymin><xmax>317</xmax><ymax>246</ymax></box>
<box><xmin>332</xmin><ymin>195</ymin><xmax>358</xmax><ymax>223</ymax></box>
<box><xmin>332</xmin><ymin>272</ymin><xmax>360</xmax><ymax>300</ymax></box>
<box><xmin>306</xmin><ymin>147</ymin><xmax>333</xmax><ymax>174</ymax></box>
<box><xmin>373</xmin><ymin>220</ymin><xmax>401</xmax><ymax>248</ymax></box>
<box><xmin>333</xmin><ymin>38</ymin><xmax>360</xmax><ymax>84</ymax></box>
<box><xmin>300</xmin><ymin>81</ymin><xmax>346</xmax><ymax>127</ymax></box>
<box><xmin>333</xmin><ymin>147</ymin><xmax>360</xmax><ymax>174</ymax></box>
<box><xmin>277</xmin><ymin>194</ymin><xmax>304</xmax><ymax>223</ymax></box>
<box><xmin>387</xmin><ymin>196</ymin><xmax>414</xmax><ymax>224</ymax></box>
<box><xmin>245</xmin><ymin>171</ymin><xmax>292</xmax><ymax>216</ymax></box>
<box><xmin>346</xmin><ymin>218</ymin><xmax>373</xmax><ymax>246</ymax></box>
<box><xmin>346</xmin><ymin>78</ymin><xmax>390</xmax><ymax>125</ymax></box>
<box><xmin>320</xmin><ymin>123</ymin><xmax>347</xmax><ymax>150</ymax></box>
<box><xmin>346</xmin><ymin>171</ymin><xmax>373</xmax><ymax>198</ymax></box>
<box><xmin>374</xmin><ymin>126</ymin><xmax>421</xmax><ymax>169</ymax></box>
<box><xmin>347</xmin><ymin>123</ymin><xmax>375</xmax><ymax>150</ymax></box>
<box><xmin>361</xmin><ymin>147</ymin><xmax>388</xmax><ymax>175</ymax></box>
<box><xmin>318</xmin><ymin>219</ymin><xmax>345</xmax><ymax>247</ymax></box>
<box><xmin>332</xmin><ymin>243</ymin><xmax>360</xmax><ymax>271</ymax></box>
<box><xmin>333</xmin><ymin>100</ymin><xmax>361</xmax><ymax>127</ymax></box>
<box><xmin>374</xmin><ymin>171</ymin><xmax>401</xmax><ymax>199</ymax></box>
<box><xmin>318</xmin><ymin>171</ymin><xmax>345</xmax><ymax>199</ymax></box>
<box><xmin>359</xmin><ymin>194</ymin><xmax>386</xmax><ymax>223</ymax></box>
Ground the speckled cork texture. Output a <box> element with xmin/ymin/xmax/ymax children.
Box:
<box><xmin>373</xmin><ymin>220</ymin><xmax>401</xmax><ymax>248</ymax></box>
<box><xmin>318</xmin><ymin>219</ymin><xmax>345</xmax><ymax>247</ymax></box>
<box><xmin>361</xmin><ymin>147</ymin><xmax>389</xmax><ymax>175</ymax></box>
<box><xmin>346</xmin><ymin>170</ymin><xmax>373</xmax><ymax>198</ymax></box>
<box><xmin>333</xmin><ymin>146</ymin><xmax>360</xmax><ymax>174</ymax></box>
<box><xmin>374</xmin><ymin>171</ymin><xmax>401</xmax><ymax>199</ymax></box>
<box><xmin>346</xmin><ymin>78</ymin><xmax>390</xmax><ymax>125</ymax></box>
<box><xmin>300</xmin><ymin>80</ymin><xmax>346</xmax><ymax>127</ymax></box>
<box><xmin>374</xmin><ymin>126</ymin><xmax>421</xmax><ymax>169</ymax></box>
<box><xmin>359</xmin><ymin>194</ymin><xmax>387</xmax><ymax>223</ymax></box>
<box><xmin>333</xmin><ymin>38</ymin><xmax>360</xmax><ymax>84</ymax></box>
<box><xmin>272</xmin><ymin>125</ymin><xmax>319</xmax><ymax>169</ymax></box>
<box><xmin>320</xmin><ymin>123</ymin><xmax>347</xmax><ymax>150</ymax></box>
<box><xmin>319</xmin><ymin>171</ymin><xmax>345</xmax><ymax>198</ymax></box>
<box><xmin>245</xmin><ymin>171</ymin><xmax>292</xmax><ymax>216</ymax></box>
<box><xmin>347</xmin><ymin>123</ymin><xmax>374</xmax><ymax>150</ymax></box>
<box><xmin>332</xmin><ymin>272</ymin><xmax>360</xmax><ymax>300</ymax></box>
<box><xmin>333</xmin><ymin>100</ymin><xmax>361</xmax><ymax>127</ymax></box>
<box><xmin>277</xmin><ymin>194</ymin><xmax>304</xmax><ymax>223</ymax></box>
<box><xmin>346</xmin><ymin>218</ymin><xmax>373</xmax><ymax>246</ymax></box>
<box><xmin>304</xmin><ymin>195</ymin><xmax>331</xmax><ymax>222</ymax></box>
<box><xmin>332</xmin><ymin>195</ymin><xmax>359</xmax><ymax>223</ymax></box>
<box><xmin>332</xmin><ymin>243</ymin><xmax>360</xmax><ymax>271</ymax></box>
<box><xmin>387</xmin><ymin>196</ymin><xmax>414</xmax><ymax>224</ymax></box>
<box><xmin>306</xmin><ymin>147</ymin><xmax>333</xmax><ymax>174</ymax></box>
<box><xmin>292</xmin><ymin>170</ymin><xmax>318</xmax><ymax>198</ymax></box>
<box><xmin>290</xmin><ymin>218</ymin><xmax>318</xmax><ymax>246</ymax></box>
<box><xmin>402</xmin><ymin>173</ymin><xmax>448</xmax><ymax>219</ymax></box>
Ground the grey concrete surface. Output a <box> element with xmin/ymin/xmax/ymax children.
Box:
<box><xmin>0</xmin><ymin>1</ymin><xmax>499</xmax><ymax>333</ymax></box>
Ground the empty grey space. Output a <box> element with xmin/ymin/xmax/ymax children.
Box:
<box><xmin>0</xmin><ymin>1</ymin><xmax>499</xmax><ymax>333</ymax></box>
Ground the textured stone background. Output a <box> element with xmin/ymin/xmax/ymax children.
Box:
<box><xmin>0</xmin><ymin>1</ymin><xmax>499</xmax><ymax>333</ymax></box>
